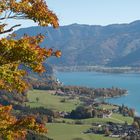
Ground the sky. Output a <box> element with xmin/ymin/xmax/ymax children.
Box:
<box><xmin>2</xmin><ymin>0</ymin><xmax>140</xmax><ymax>29</ymax></box>
<box><xmin>47</xmin><ymin>0</ymin><xmax>140</xmax><ymax>26</ymax></box>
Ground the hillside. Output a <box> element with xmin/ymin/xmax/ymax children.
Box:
<box><xmin>22</xmin><ymin>63</ymin><xmax>60</xmax><ymax>89</ymax></box>
<box><xmin>14</xmin><ymin>20</ymin><xmax>140</xmax><ymax>67</ymax></box>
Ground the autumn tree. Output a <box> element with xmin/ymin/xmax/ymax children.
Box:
<box><xmin>0</xmin><ymin>105</ymin><xmax>48</xmax><ymax>139</ymax></box>
<box><xmin>133</xmin><ymin>121</ymin><xmax>140</xmax><ymax>129</ymax></box>
<box><xmin>0</xmin><ymin>0</ymin><xmax>61</xmax><ymax>139</ymax></box>
<box><xmin>36</xmin><ymin>97</ymin><xmax>39</xmax><ymax>103</ymax></box>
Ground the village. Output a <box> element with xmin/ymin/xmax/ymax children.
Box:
<box><xmin>84</xmin><ymin>119</ymin><xmax>140</xmax><ymax>139</ymax></box>
<box><xmin>47</xmin><ymin>87</ymin><xmax>140</xmax><ymax>139</ymax></box>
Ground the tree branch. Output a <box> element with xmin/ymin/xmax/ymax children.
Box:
<box><xmin>0</xmin><ymin>14</ymin><xmax>28</xmax><ymax>20</ymax></box>
<box><xmin>0</xmin><ymin>24</ymin><xmax>21</xmax><ymax>34</ymax></box>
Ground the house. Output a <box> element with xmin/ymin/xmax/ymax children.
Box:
<box><xmin>55</xmin><ymin>90</ymin><xmax>65</xmax><ymax>96</ymax></box>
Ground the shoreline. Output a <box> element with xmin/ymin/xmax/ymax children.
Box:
<box><xmin>94</xmin><ymin>92</ymin><xmax>128</xmax><ymax>103</ymax></box>
<box><xmin>95</xmin><ymin>92</ymin><xmax>139</xmax><ymax>116</ymax></box>
<box><xmin>55</xmin><ymin>71</ymin><xmax>140</xmax><ymax>116</ymax></box>
<box><xmin>55</xmin><ymin>66</ymin><xmax>140</xmax><ymax>74</ymax></box>
<box><xmin>103</xmin><ymin>93</ymin><xmax>139</xmax><ymax>116</ymax></box>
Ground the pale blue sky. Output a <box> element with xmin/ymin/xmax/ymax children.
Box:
<box><xmin>3</xmin><ymin>0</ymin><xmax>140</xmax><ymax>29</ymax></box>
<box><xmin>47</xmin><ymin>0</ymin><xmax>140</xmax><ymax>26</ymax></box>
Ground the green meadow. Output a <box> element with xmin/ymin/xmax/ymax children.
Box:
<box><xmin>55</xmin><ymin>113</ymin><xmax>133</xmax><ymax>124</ymax></box>
<box><xmin>47</xmin><ymin>123</ymin><xmax>119</xmax><ymax>140</ymax></box>
<box><xmin>27</xmin><ymin>90</ymin><xmax>81</xmax><ymax>112</ymax></box>
<box><xmin>27</xmin><ymin>90</ymin><xmax>133</xmax><ymax>140</ymax></box>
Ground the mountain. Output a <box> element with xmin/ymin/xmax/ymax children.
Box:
<box><xmin>14</xmin><ymin>20</ymin><xmax>140</xmax><ymax>67</ymax></box>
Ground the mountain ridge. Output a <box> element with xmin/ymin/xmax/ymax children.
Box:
<box><xmin>14</xmin><ymin>20</ymin><xmax>140</xmax><ymax>67</ymax></box>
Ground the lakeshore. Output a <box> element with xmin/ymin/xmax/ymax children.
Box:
<box><xmin>56</xmin><ymin>71</ymin><xmax>140</xmax><ymax>114</ymax></box>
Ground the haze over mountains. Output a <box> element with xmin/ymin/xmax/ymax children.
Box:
<box><xmin>15</xmin><ymin>20</ymin><xmax>140</xmax><ymax>67</ymax></box>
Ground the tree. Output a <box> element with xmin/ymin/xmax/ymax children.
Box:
<box><xmin>92</xmin><ymin>109</ymin><xmax>97</xmax><ymax>117</ymax></box>
<box><xmin>0</xmin><ymin>0</ymin><xmax>61</xmax><ymax>93</ymax></box>
<box><xmin>36</xmin><ymin>97</ymin><xmax>39</xmax><ymax>103</ymax></box>
<box><xmin>133</xmin><ymin>121</ymin><xmax>140</xmax><ymax>129</ymax></box>
<box><xmin>104</xmin><ymin>127</ymin><xmax>111</xmax><ymax>136</ymax></box>
<box><xmin>0</xmin><ymin>0</ymin><xmax>61</xmax><ymax>139</ymax></box>
<box><xmin>128</xmin><ymin>108</ymin><xmax>135</xmax><ymax>117</ymax></box>
<box><xmin>0</xmin><ymin>105</ymin><xmax>47</xmax><ymax>140</ymax></box>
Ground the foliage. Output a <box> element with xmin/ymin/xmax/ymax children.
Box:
<box><xmin>36</xmin><ymin>97</ymin><xmax>39</xmax><ymax>103</ymax></box>
<box><xmin>0</xmin><ymin>0</ymin><xmax>59</xmax><ymax>28</ymax></box>
<box><xmin>0</xmin><ymin>0</ymin><xmax>61</xmax><ymax>139</ymax></box>
<box><xmin>17</xmin><ymin>106</ymin><xmax>55</xmax><ymax>120</ymax></box>
<box><xmin>26</xmin><ymin>131</ymin><xmax>52</xmax><ymax>140</ymax></box>
<box><xmin>0</xmin><ymin>0</ymin><xmax>61</xmax><ymax>93</ymax></box>
<box><xmin>0</xmin><ymin>34</ymin><xmax>61</xmax><ymax>93</ymax></box>
<box><xmin>0</xmin><ymin>105</ymin><xmax>47</xmax><ymax>140</ymax></box>
<box><xmin>69</xmin><ymin>106</ymin><xmax>93</xmax><ymax>119</ymax></box>
<box><xmin>118</xmin><ymin>104</ymin><xmax>135</xmax><ymax>117</ymax></box>
<box><xmin>0</xmin><ymin>90</ymin><xmax>28</xmax><ymax>106</ymax></box>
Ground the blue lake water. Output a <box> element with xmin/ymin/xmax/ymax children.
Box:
<box><xmin>56</xmin><ymin>72</ymin><xmax>140</xmax><ymax>115</ymax></box>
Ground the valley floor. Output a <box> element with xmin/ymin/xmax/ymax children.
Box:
<box><xmin>27</xmin><ymin>90</ymin><xmax>134</xmax><ymax>140</ymax></box>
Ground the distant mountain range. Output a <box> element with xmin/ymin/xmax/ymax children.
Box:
<box><xmin>14</xmin><ymin>20</ymin><xmax>140</xmax><ymax>67</ymax></box>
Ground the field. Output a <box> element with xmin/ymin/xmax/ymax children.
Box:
<box><xmin>27</xmin><ymin>90</ymin><xmax>133</xmax><ymax>140</ymax></box>
<box><xmin>55</xmin><ymin>113</ymin><xmax>133</xmax><ymax>124</ymax></box>
<box><xmin>99</xmin><ymin>104</ymin><xmax>118</xmax><ymax>110</ymax></box>
<box><xmin>27</xmin><ymin>90</ymin><xmax>133</xmax><ymax>124</ymax></box>
<box><xmin>27</xmin><ymin>90</ymin><xmax>81</xmax><ymax>112</ymax></box>
<box><xmin>47</xmin><ymin>123</ymin><xmax>119</xmax><ymax>140</ymax></box>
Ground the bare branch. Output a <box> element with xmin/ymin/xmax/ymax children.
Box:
<box><xmin>0</xmin><ymin>15</ymin><xmax>29</xmax><ymax>20</ymax></box>
<box><xmin>7</xmin><ymin>11</ymin><xmax>12</xmax><ymax>18</ymax></box>
<box><xmin>0</xmin><ymin>12</ymin><xmax>27</xmax><ymax>20</ymax></box>
<box><xmin>0</xmin><ymin>15</ymin><xmax>18</xmax><ymax>20</ymax></box>
<box><xmin>0</xmin><ymin>24</ymin><xmax>21</xmax><ymax>34</ymax></box>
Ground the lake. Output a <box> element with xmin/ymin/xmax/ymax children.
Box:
<box><xmin>56</xmin><ymin>72</ymin><xmax>140</xmax><ymax>115</ymax></box>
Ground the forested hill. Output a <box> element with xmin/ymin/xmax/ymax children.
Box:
<box><xmin>15</xmin><ymin>20</ymin><xmax>140</xmax><ymax>67</ymax></box>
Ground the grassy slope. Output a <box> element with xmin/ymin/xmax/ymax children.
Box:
<box><xmin>47</xmin><ymin>123</ymin><xmax>119</xmax><ymax>140</ymax></box>
<box><xmin>111</xmin><ymin>113</ymin><xmax>133</xmax><ymax>124</ymax></box>
<box><xmin>27</xmin><ymin>90</ymin><xmax>133</xmax><ymax>124</ymax></box>
<box><xmin>55</xmin><ymin>114</ymin><xmax>133</xmax><ymax>125</ymax></box>
<box><xmin>99</xmin><ymin>104</ymin><xmax>118</xmax><ymax>110</ymax></box>
<box><xmin>27</xmin><ymin>90</ymin><xmax>81</xmax><ymax>112</ymax></box>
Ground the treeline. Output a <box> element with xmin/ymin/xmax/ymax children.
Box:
<box><xmin>118</xmin><ymin>104</ymin><xmax>135</xmax><ymax>117</ymax></box>
<box><xmin>26</xmin><ymin>132</ymin><xmax>53</xmax><ymax>140</ymax></box>
<box><xmin>0</xmin><ymin>90</ymin><xmax>28</xmax><ymax>106</ymax></box>
<box><xmin>28</xmin><ymin>76</ymin><xmax>60</xmax><ymax>90</ymax></box>
<box><xmin>67</xmin><ymin>105</ymin><xmax>111</xmax><ymax>119</ymax></box>
<box><xmin>22</xmin><ymin>63</ymin><xmax>61</xmax><ymax>90</ymax></box>
<box><xmin>57</xmin><ymin>86</ymin><xmax>127</xmax><ymax>99</ymax></box>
